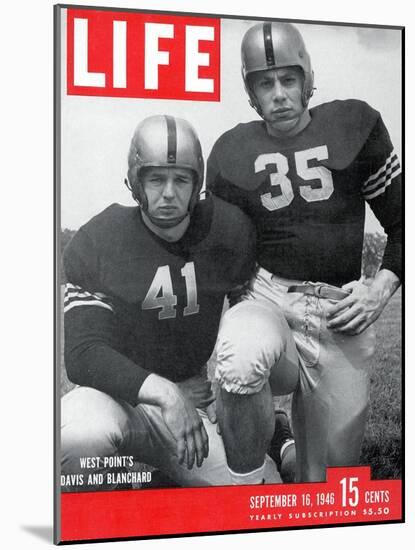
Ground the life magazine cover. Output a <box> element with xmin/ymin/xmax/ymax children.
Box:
<box><xmin>54</xmin><ymin>3</ymin><xmax>403</xmax><ymax>544</ymax></box>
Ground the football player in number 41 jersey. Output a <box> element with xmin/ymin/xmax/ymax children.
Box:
<box><xmin>61</xmin><ymin>115</ymin><xmax>299</xmax><ymax>490</ymax></box>
<box><xmin>207</xmin><ymin>22</ymin><xmax>402</xmax><ymax>482</ymax></box>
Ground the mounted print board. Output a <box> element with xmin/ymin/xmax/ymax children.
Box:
<box><xmin>54</xmin><ymin>3</ymin><xmax>403</xmax><ymax>544</ymax></box>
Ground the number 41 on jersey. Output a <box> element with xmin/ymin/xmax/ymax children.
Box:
<box><xmin>142</xmin><ymin>262</ymin><xmax>200</xmax><ymax>320</ymax></box>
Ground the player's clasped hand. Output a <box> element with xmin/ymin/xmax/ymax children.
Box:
<box><xmin>326</xmin><ymin>280</ymin><xmax>386</xmax><ymax>335</ymax></box>
<box><xmin>177</xmin><ymin>372</ymin><xmax>215</xmax><ymax>410</ymax></box>
<box><xmin>161</xmin><ymin>380</ymin><xmax>210</xmax><ymax>470</ymax></box>
<box><xmin>177</xmin><ymin>372</ymin><xmax>218</xmax><ymax>452</ymax></box>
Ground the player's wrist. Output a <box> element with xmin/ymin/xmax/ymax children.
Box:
<box><xmin>137</xmin><ymin>373</ymin><xmax>178</xmax><ymax>408</ymax></box>
<box><xmin>370</xmin><ymin>269</ymin><xmax>400</xmax><ymax>307</ymax></box>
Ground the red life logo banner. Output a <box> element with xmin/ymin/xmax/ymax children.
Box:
<box><xmin>66</xmin><ymin>9</ymin><xmax>221</xmax><ymax>101</ymax></box>
<box><xmin>60</xmin><ymin>467</ymin><xmax>402</xmax><ymax>542</ymax></box>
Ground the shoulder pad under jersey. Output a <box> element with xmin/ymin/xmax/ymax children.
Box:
<box><xmin>309</xmin><ymin>99</ymin><xmax>380</xmax><ymax>170</ymax></box>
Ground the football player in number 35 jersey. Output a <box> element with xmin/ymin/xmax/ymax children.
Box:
<box><xmin>207</xmin><ymin>22</ymin><xmax>402</xmax><ymax>482</ymax></box>
<box><xmin>61</xmin><ymin>115</ymin><xmax>298</xmax><ymax>490</ymax></box>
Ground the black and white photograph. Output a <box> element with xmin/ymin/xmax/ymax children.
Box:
<box><xmin>53</xmin><ymin>4</ymin><xmax>403</xmax><ymax>543</ymax></box>
<box><xmin>56</xmin><ymin>1</ymin><xmax>404</xmax><ymax>542</ymax></box>
<box><xmin>3</xmin><ymin>0</ymin><xmax>411</xmax><ymax>548</ymax></box>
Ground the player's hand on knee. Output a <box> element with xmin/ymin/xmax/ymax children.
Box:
<box><xmin>326</xmin><ymin>280</ymin><xmax>385</xmax><ymax>335</ymax></box>
<box><xmin>177</xmin><ymin>372</ymin><xmax>215</xmax><ymax>410</ymax></box>
<box><xmin>138</xmin><ymin>374</ymin><xmax>209</xmax><ymax>469</ymax></box>
<box><xmin>161</xmin><ymin>384</ymin><xmax>210</xmax><ymax>469</ymax></box>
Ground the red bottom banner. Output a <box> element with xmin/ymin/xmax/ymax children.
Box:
<box><xmin>60</xmin><ymin>466</ymin><xmax>402</xmax><ymax>542</ymax></box>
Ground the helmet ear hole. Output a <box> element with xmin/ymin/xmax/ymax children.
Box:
<box><xmin>188</xmin><ymin>170</ymin><xmax>202</xmax><ymax>212</ymax></box>
<box><xmin>302</xmin><ymin>69</ymin><xmax>315</xmax><ymax>107</ymax></box>
<box><xmin>126</xmin><ymin>166</ymin><xmax>146</xmax><ymax>208</ymax></box>
<box><xmin>124</xmin><ymin>177</ymin><xmax>132</xmax><ymax>193</ymax></box>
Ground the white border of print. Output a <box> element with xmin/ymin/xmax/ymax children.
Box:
<box><xmin>2</xmin><ymin>0</ymin><xmax>412</xmax><ymax>549</ymax></box>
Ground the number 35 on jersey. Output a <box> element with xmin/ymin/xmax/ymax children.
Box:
<box><xmin>257</xmin><ymin>145</ymin><xmax>334</xmax><ymax>211</ymax></box>
<box><xmin>142</xmin><ymin>262</ymin><xmax>200</xmax><ymax>320</ymax></box>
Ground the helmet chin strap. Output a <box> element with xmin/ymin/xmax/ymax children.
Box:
<box><xmin>145</xmin><ymin>211</ymin><xmax>190</xmax><ymax>229</ymax></box>
<box><xmin>141</xmin><ymin>210</ymin><xmax>191</xmax><ymax>242</ymax></box>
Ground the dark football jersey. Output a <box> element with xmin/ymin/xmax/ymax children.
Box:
<box><xmin>63</xmin><ymin>195</ymin><xmax>256</xmax><ymax>405</ymax></box>
<box><xmin>207</xmin><ymin>99</ymin><xmax>402</xmax><ymax>286</ymax></box>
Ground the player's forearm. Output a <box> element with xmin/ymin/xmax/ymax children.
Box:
<box><xmin>369</xmin><ymin>268</ymin><xmax>400</xmax><ymax>309</ymax></box>
<box><xmin>65</xmin><ymin>341</ymin><xmax>150</xmax><ymax>405</ymax></box>
<box><xmin>64</xmin><ymin>309</ymin><xmax>150</xmax><ymax>405</ymax></box>
<box><xmin>380</xmin><ymin>224</ymin><xmax>402</xmax><ymax>282</ymax></box>
<box><xmin>369</xmin><ymin>170</ymin><xmax>402</xmax><ymax>282</ymax></box>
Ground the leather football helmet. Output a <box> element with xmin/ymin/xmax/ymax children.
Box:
<box><xmin>126</xmin><ymin>115</ymin><xmax>204</xmax><ymax>214</ymax></box>
<box><xmin>241</xmin><ymin>22</ymin><xmax>314</xmax><ymax>114</ymax></box>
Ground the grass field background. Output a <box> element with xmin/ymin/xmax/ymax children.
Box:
<box><xmin>59</xmin><ymin>287</ymin><xmax>402</xmax><ymax>480</ymax></box>
<box><xmin>361</xmin><ymin>288</ymin><xmax>402</xmax><ymax>479</ymax></box>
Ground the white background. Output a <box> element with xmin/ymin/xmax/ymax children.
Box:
<box><xmin>1</xmin><ymin>0</ymin><xmax>411</xmax><ymax>548</ymax></box>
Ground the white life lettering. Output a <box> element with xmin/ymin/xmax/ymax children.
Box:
<box><xmin>144</xmin><ymin>23</ymin><xmax>174</xmax><ymax>90</ymax></box>
<box><xmin>74</xmin><ymin>18</ymin><xmax>106</xmax><ymax>87</ymax></box>
<box><xmin>185</xmin><ymin>26</ymin><xmax>215</xmax><ymax>92</ymax></box>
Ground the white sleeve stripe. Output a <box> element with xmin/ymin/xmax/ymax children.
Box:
<box><xmin>65</xmin><ymin>282</ymin><xmax>104</xmax><ymax>293</ymax></box>
<box><xmin>64</xmin><ymin>283</ymin><xmax>110</xmax><ymax>301</ymax></box>
<box><xmin>362</xmin><ymin>150</ymin><xmax>398</xmax><ymax>188</ymax></box>
<box><xmin>363</xmin><ymin>165</ymin><xmax>401</xmax><ymax>200</ymax></box>
<box><xmin>65</xmin><ymin>289</ymin><xmax>109</xmax><ymax>301</ymax></box>
<box><xmin>65</xmin><ymin>283</ymin><xmax>85</xmax><ymax>292</ymax></box>
<box><xmin>363</xmin><ymin>163</ymin><xmax>401</xmax><ymax>196</ymax></box>
<box><xmin>65</xmin><ymin>289</ymin><xmax>93</xmax><ymax>299</ymax></box>
<box><xmin>364</xmin><ymin>178</ymin><xmax>393</xmax><ymax>200</ymax></box>
<box><xmin>363</xmin><ymin>158</ymin><xmax>401</xmax><ymax>193</ymax></box>
<box><xmin>64</xmin><ymin>300</ymin><xmax>114</xmax><ymax>314</ymax></box>
<box><xmin>64</xmin><ymin>294</ymin><xmax>113</xmax><ymax>307</ymax></box>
